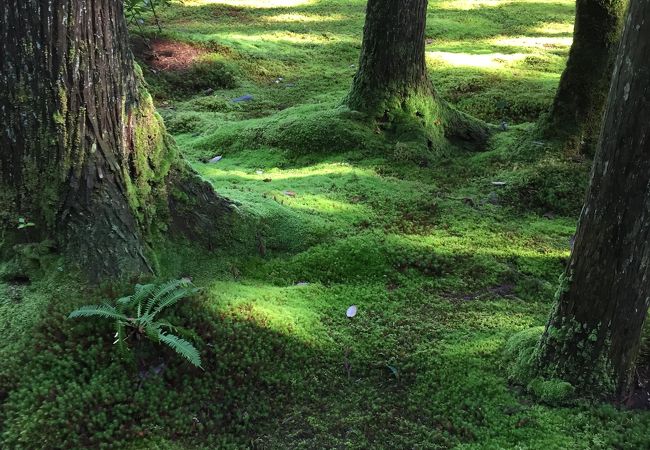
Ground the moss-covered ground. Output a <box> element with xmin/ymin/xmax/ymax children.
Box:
<box><xmin>2</xmin><ymin>0</ymin><xmax>649</xmax><ymax>448</ymax></box>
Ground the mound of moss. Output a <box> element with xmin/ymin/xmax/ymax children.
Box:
<box><xmin>189</xmin><ymin>103</ymin><xmax>388</xmax><ymax>157</ymax></box>
<box><xmin>503</xmin><ymin>327</ymin><xmax>576</xmax><ymax>404</ymax></box>
<box><xmin>144</xmin><ymin>58</ymin><xmax>237</xmax><ymax>100</ymax></box>
<box><xmin>504</xmin><ymin>163</ymin><xmax>589</xmax><ymax>216</ymax></box>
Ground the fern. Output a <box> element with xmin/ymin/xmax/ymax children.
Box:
<box><xmin>121</xmin><ymin>283</ymin><xmax>156</xmax><ymax>306</ymax></box>
<box><xmin>68</xmin><ymin>279</ymin><xmax>203</xmax><ymax>368</ymax></box>
<box><xmin>69</xmin><ymin>305</ymin><xmax>128</xmax><ymax>321</ymax></box>
<box><xmin>151</xmin><ymin>286</ymin><xmax>199</xmax><ymax>318</ymax></box>
<box><xmin>144</xmin><ymin>278</ymin><xmax>189</xmax><ymax>317</ymax></box>
<box><xmin>158</xmin><ymin>332</ymin><xmax>202</xmax><ymax>368</ymax></box>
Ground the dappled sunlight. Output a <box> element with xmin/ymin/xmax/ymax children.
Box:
<box><xmin>201</xmin><ymin>162</ymin><xmax>365</xmax><ymax>181</ymax></box>
<box><xmin>182</xmin><ymin>0</ymin><xmax>315</xmax><ymax>7</ymax></box>
<box><xmin>436</xmin><ymin>0</ymin><xmax>575</xmax><ymax>10</ymax></box>
<box><xmin>530</xmin><ymin>21</ymin><xmax>574</xmax><ymax>35</ymax></box>
<box><xmin>263</xmin><ymin>13</ymin><xmax>346</xmax><ymax>23</ymax></box>
<box><xmin>205</xmin><ymin>280</ymin><xmax>330</xmax><ymax>344</ymax></box>
<box><xmin>160</xmin><ymin>28</ymin><xmax>352</xmax><ymax>47</ymax></box>
<box><xmin>393</xmin><ymin>228</ymin><xmax>571</xmax><ymax>262</ymax></box>
<box><xmin>427</xmin><ymin>51</ymin><xmax>531</xmax><ymax>69</ymax></box>
<box><xmin>277</xmin><ymin>194</ymin><xmax>363</xmax><ymax>214</ymax></box>
<box><xmin>199</xmin><ymin>163</ymin><xmax>373</xmax><ymax>215</ymax></box>
<box><xmin>8</xmin><ymin>0</ymin><xmax>650</xmax><ymax>446</ymax></box>
<box><xmin>493</xmin><ymin>35</ymin><xmax>572</xmax><ymax>49</ymax></box>
<box><xmin>436</xmin><ymin>0</ymin><xmax>519</xmax><ymax>10</ymax></box>
<box><xmin>219</xmin><ymin>31</ymin><xmax>355</xmax><ymax>45</ymax></box>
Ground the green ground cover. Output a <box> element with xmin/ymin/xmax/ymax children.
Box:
<box><xmin>2</xmin><ymin>0</ymin><xmax>649</xmax><ymax>448</ymax></box>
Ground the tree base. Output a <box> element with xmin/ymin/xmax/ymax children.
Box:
<box><xmin>347</xmin><ymin>84</ymin><xmax>491</xmax><ymax>156</ymax></box>
<box><xmin>166</xmin><ymin>164</ymin><xmax>240</xmax><ymax>251</ymax></box>
<box><xmin>503</xmin><ymin>327</ymin><xmax>577</xmax><ymax>405</ymax></box>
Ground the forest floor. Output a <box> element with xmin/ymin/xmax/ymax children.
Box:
<box><xmin>2</xmin><ymin>0</ymin><xmax>650</xmax><ymax>448</ymax></box>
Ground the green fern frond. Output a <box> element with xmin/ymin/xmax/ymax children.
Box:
<box><xmin>132</xmin><ymin>283</ymin><xmax>157</xmax><ymax>305</ymax></box>
<box><xmin>69</xmin><ymin>305</ymin><xmax>128</xmax><ymax>321</ymax></box>
<box><xmin>158</xmin><ymin>332</ymin><xmax>202</xmax><ymax>368</ymax></box>
<box><xmin>156</xmin><ymin>319</ymin><xmax>179</xmax><ymax>333</ymax></box>
<box><xmin>116</xmin><ymin>296</ymin><xmax>132</xmax><ymax>305</ymax></box>
<box><xmin>116</xmin><ymin>284</ymin><xmax>155</xmax><ymax>308</ymax></box>
<box><xmin>150</xmin><ymin>286</ymin><xmax>200</xmax><ymax>318</ymax></box>
<box><xmin>144</xmin><ymin>323</ymin><xmax>162</xmax><ymax>341</ymax></box>
<box><xmin>69</xmin><ymin>278</ymin><xmax>202</xmax><ymax>369</ymax></box>
<box><xmin>144</xmin><ymin>279</ymin><xmax>190</xmax><ymax>317</ymax></box>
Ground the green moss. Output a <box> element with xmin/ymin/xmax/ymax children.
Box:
<box><xmin>527</xmin><ymin>377</ymin><xmax>575</xmax><ymax>404</ymax></box>
<box><xmin>5</xmin><ymin>1</ymin><xmax>650</xmax><ymax>449</ymax></box>
<box><xmin>143</xmin><ymin>57</ymin><xmax>237</xmax><ymax>100</ymax></box>
<box><xmin>122</xmin><ymin>79</ymin><xmax>178</xmax><ymax>235</ymax></box>
<box><xmin>503</xmin><ymin>326</ymin><xmax>544</xmax><ymax>383</ymax></box>
<box><xmin>536</xmin><ymin>316</ymin><xmax>617</xmax><ymax>396</ymax></box>
<box><xmin>500</xmin><ymin>157</ymin><xmax>591</xmax><ymax>216</ymax></box>
<box><xmin>504</xmin><ymin>327</ymin><xmax>577</xmax><ymax>404</ymax></box>
<box><xmin>189</xmin><ymin>102</ymin><xmax>388</xmax><ymax>157</ymax></box>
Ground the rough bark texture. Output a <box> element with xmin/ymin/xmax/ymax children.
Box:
<box><xmin>0</xmin><ymin>0</ymin><xmax>232</xmax><ymax>281</ymax></box>
<box><xmin>536</xmin><ymin>0</ymin><xmax>650</xmax><ymax>398</ymax></box>
<box><xmin>347</xmin><ymin>0</ymin><xmax>430</xmax><ymax>112</ymax></box>
<box><xmin>346</xmin><ymin>0</ymin><xmax>488</xmax><ymax>150</ymax></box>
<box><xmin>540</xmin><ymin>0</ymin><xmax>627</xmax><ymax>154</ymax></box>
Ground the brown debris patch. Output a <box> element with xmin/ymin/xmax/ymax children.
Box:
<box><xmin>131</xmin><ymin>37</ymin><xmax>208</xmax><ymax>72</ymax></box>
<box><xmin>212</xmin><ymin>6</ymin><xmax>252</xmax><ymax>22</ymax></box>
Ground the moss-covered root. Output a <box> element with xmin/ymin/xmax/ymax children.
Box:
<box><xmin>351</xmin><ymin>86</ymin><xmax>492</xmax><ymax>157</ymax></box>
<box><xmin>165</xmin><ymin>163</ymin><xmax>256</xmax><ymax>254</ymax></box>
<box><xmin>442</xmin><ymin>103</ymin><xmax>492</xmax><ymax>150</ymax></box>
<box><xmin>503</xmin><ymin>327</ymin><xmax>576</xmax><ymax>405</ymax></box>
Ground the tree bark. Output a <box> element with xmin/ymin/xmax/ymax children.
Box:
<box><xmin>347</xmin><ymin>0</ymin><xmax>431</xmax><ymax>112</ymax></box>
<box><xmin>0</xmin><ymin>0</ymin><xmax>232</xmax><ymax>281</ymax></box>
<box><xmin>346</xmin><ymin>0</ymin><xmax>489</xmax><ymax>150</ymax></box>
<box><xmin>539</xmin><ymin>0</ymin><xmax>627</xmax><ymax>155</ymax></box>
<box><xmin>536</xmin><ymin>0</ymin><xmax>650</xmax><ymax>398</ymax></box>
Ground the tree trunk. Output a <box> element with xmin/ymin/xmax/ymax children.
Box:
<box><xmin>0</xmin><ymin>0</ymin><xmax>232</xmax><ymax>281</ymax></box>
<box><xmin>346</xmin><ymin>0</ymin><xmax>489</xmax><ymax>151</ymax></box>
<box><xmin>536</xmin><ymin>0</ymin><xmax>650</xmax><ymax>398</ymax></box>
<box><xmin>347</xmin><ymin>0</ymin><xmax>430</xmax><ymax>113</ymax></box>
<box><xmin>539</xmin><ymin>0</ymin><xmax>627</xmax><ymax>155</ymax></box>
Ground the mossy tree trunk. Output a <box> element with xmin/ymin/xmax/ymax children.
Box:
<box><xmin>539</xmin><ymin>0</ymin><xmax>627</xmax><ymax>154</ymax></box>
<box><xmin>346</xmin><ymin>0</ymin><xmax>489</xmax><ymax>151</ymax></box>
<box><xmin>0</xmin><ymin>0</ymin><xmax>232</xmax><ymax>281</ymax></box>
<box><xmin>536</xmin><ymin>0</ymin><xmax>650</xmax><ymax>398</ymax></box>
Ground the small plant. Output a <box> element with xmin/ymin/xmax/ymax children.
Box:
<box><xmin>124</xmin><ymin>0</ymin><xmax>173</xmax><ymax>33</ymax></box>
<box><xmin>17</xmin><ymin>217</ymin><xmax>35</xmax><ymax>230</ymax></box>
<box><xmin>69</xmin><ymin>278</ymin><xmax>203</xmax><ymax>368</ymax></box>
